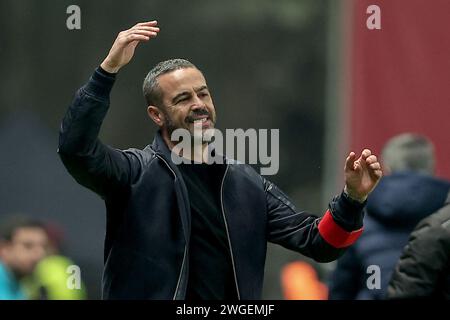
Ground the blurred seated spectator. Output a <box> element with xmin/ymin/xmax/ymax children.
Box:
<box><xmin>0</xmin><ymin>215</ymin><xmax>48</xmax><ymax>299</ymax></box>
<box><xmin>23</xmin><ymin>222</ymin><xmax>87</xmax><ymax>300</ymax></box>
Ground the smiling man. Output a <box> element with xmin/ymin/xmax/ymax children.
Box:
<box><xmin>145</xmin><ymin>64</ymin><xmax>216</xmax><ymax>135</ymax></box>
<box><xmin>58</xmin><ymin>21</ymin><xmax>382</xmax><ymax>300</ymax></box>
<box><xmin>144</xmin><ymin>60</ymin><xmax>217</xmax><ymax>162</ymax></box>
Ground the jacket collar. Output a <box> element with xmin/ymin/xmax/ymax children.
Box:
<box><xmin>147</xmin><ymin>129</ymin><xmax>233</xmax><ymax>166</ymax></box>
<box><xmin>148</xmin><ymin>130</ymin><xmax>173</xmax><ymax>162</ymax></box>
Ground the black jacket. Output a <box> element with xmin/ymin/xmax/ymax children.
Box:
<box><xmin>387</xmin><ymin>192</ymin><xmax>450</xmax><ymax>299</ymax></box>
<box><xmin>329</xmin><ymin>173</ymin><xmax>450</xmax><ymax>300</ymax></box>
<box><xmin>58</xmin><ymin>67</ymin><xmax>366</xmax><ymax>300</ymax></box>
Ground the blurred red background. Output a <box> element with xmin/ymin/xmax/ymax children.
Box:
<box><xmin>349</xmin><ymin>0</ymin><xmax>450</xmax><ymax>179</ymax></box>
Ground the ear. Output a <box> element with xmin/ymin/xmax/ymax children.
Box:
<box><xmin>147</xmin><ymin>106</ymin><xmax>164</xmax><ymax>128</ymax></box>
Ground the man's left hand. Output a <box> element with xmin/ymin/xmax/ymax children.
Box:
<box><xmin>344</xmin><ymin>149</ymin><xmax>382</xmax><ymax>202</ymax></box>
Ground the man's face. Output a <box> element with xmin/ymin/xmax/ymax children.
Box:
<box><xmin>0</xmin><ymin>227</ymin><xmax>48</xmax><ymax>277</ymax></box>
<box><xmin>156</xmin><ymin>67</ymin><xmax>217</xmax><ymax>138</ymax></box>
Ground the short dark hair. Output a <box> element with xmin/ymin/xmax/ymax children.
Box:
<box><xmin>142</xmin><ymin>59</ymin><xmax>197</xmax><ymax>107</ymax></box>
<box><xmin>381</xmin><ymin>133</ymin><xmax>435</xmax><ymax>175</ymax></box>
<box><xmin>0</xmin><ymin>215</ymin><xmax>45</xmax><ymax>242</ymax></box>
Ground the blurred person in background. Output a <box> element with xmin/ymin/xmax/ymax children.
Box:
<box><xmin>328</xmin><ymin>133</ymin><xmax>450</xmax><ymax>300</ymax></box>
<box><xmin>58</xmin><ymin>21</ymin><xmax>382</xmax><ymax>300</ymax></box>
<box><xmin>281</xmin><ymin>261</ymin><xmax>328</xmax><ymax>300</ymax></box>
<box><xmin>23</xmin><ymin>222</ymin><xmax>87</xmax><ymax>300</ymax></box>
<box><xmin>387</xmin><ymin>191</ymin><xmax>450</xmax><ymax>299</ymax></box>
<box><xmin>0</xmin><ymin>216</ymin><xmax>48</xmax><ymax>299</ymax></box>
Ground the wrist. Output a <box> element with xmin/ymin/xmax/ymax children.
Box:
<box><xmin>98</xmin><ymin>65</ymin><xmax>118</xmax><ymax>79</ymax></box>
<box><xmin>100</xmin><ymin>60</ymin><xmax>121</xmax><ymax>74</ymax></box>
<box><xmin>344</xmin><ymin>185</ymin><xmax>367</xmax><ymax>203</ymax></box>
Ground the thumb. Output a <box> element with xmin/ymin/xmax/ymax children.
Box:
<box><xmin>130</xmin><ymin>40</ymin><xmax>140</xmax><ymax>49</ymax></box>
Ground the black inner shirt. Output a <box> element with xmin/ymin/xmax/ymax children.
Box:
<box><xmin>178</xmin><ymin>162</ymin><xmax>237</xmax><ymax>300</ymax></box>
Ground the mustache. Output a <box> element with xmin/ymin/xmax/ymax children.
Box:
<box><xmin>185</xmin><ymin>109</ymin><xmax>211</xmax><ymax>123</ymax></box>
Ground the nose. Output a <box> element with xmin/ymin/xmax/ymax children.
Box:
<box><xmin>190</xmin><ymin>94</ymin><xmax>206</xmax><ymax>111</ymax></box>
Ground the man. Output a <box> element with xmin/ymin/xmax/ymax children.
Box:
<box><xmin>0</xmin><ymin>216</ymin><xmax>48</xmax><ymax>299</ymax></box>
<box><xmin>58</xmin><ymin>21</ymin><xmax>382</xmax><ymax>300</ymax></box>
<box><xmin>328</xmin><ymin>134</ymin><xmax>450</xmax><ymax>300</ymax></box>
<box><xmin>387</xmin><ymin>191</ymin><xmax>450</xmax><ymax>299</ymax></box>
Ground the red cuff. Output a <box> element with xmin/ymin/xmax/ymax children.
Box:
<box><xmin>318</xmin><ymin>210</ymin><xmax>363</xmax><ymax>248</ymax></box>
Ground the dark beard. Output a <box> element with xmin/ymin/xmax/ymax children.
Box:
<box><xmin>164</xmin><ymin>115</ymin><xmax>178</xmax><ymax>137</ymax></box>
<box><xmin>160</xmin><ymin>106</ymin><xmax>179</xmax><ymax>137</ymax></box>
<box><xmin>163</xmin><ymin>108</ymin><xmax>216</xmax><ymax>144</ymax></box>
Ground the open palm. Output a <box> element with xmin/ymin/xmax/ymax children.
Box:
<box><xmin>101</xmin><ymin>21</ymin><xmax>160</xmax><ymax>73</ymax></box>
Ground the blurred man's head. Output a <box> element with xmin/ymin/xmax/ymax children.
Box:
<box><xmin>0</xmin><ymin>216</ymin><xmax>48</xmax><ymax>278</ymax></box>
<box><xmin>381</xmin><ymin>133</ymin><xmax>435</xmax><ymax>175</ymax></box>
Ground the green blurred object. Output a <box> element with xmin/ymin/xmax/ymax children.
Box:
<box><xmin>23</xmin><ymin>255</ymin><xmax>87</xmax><ymax>300</ymax></box>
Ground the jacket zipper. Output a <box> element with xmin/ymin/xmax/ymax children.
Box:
<box><xmin>157</xmin><ymin>153</ymin><xmax>240</xmax><ymax>299</ymax></box>
<box><xmin>155</xmin><ymin>154</ymin><xmax>188</xmax><ymax>300</ymax></box>
<box><xmin>173</xmin><ymin>246</ymin><xmax>187</xmax><ymax>300</ymax></box>
<box><xmin>220</xmin><ymin>164</ymin><xmax>241</xmax><ymax>300</ymax></box>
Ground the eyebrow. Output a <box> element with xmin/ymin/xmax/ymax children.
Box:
<box><xmin>195</xmin><ymin>85</ymin><xmax>209</xmax><ymax>92</ymax></box>
<box><xmin>171</xmin><ymin>85</ymin><xmax>209</xmax><ymax>104</ymax></box>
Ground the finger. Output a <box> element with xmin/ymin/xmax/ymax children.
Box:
<box><xmin>344</xmin><ymin>152</ymin><xmax>357</xmax><ymax>171</ymax></box>
<box><xmin>135</xmin><ymin>20</ymin><xmax>158</xmax><ymax>27</ymax></box>
<box><xmin>361</xmin><ymin>149</ymin><xmax>372</xmax><ymax>159</ymax></box>
<box><xmin>122</xmin><ymin>34</ymin><xmax>151</xmax><ymax>44</ymax></box>
<box><xmin>125</xmin><ymin>30</ymin><xmax>158</xmax><ymax>39</ymax></box>
<box><xmin>126</xmin><ymin>29</ymin><xmax>158</xmax><ymax>36</ymax></box>
<box><xmin>365</xmin><ymin>155</ymin><xmax>378</xmax><ymax>164</ymax></box>
<box><xmin>369</xmin><ymin>162</ymin><xmax>381</xmax><ymax>170</ymax></box>
<box><xmin>134</xmin><ymin>30</ymin><xmax>158</xmax><ymax>37</ymax></box>
<box><xmin>373</xmin><ymin>169</ymin><xmax>383</xmax><ymax>179</ymax></box>
<box><xmin>133</xmin><ymin>30</ymin><xmax>159</xmax><ymax>37</ymax></box>
<box><xmin>132</xmin><ymin>26</ymin><xmax>160</xmax><ymax>33</ymax></box>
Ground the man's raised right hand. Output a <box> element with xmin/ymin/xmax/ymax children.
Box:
<box><xmin>100</xmin><ymin>21</ymin><xmax>160</xmax><ymax>73</ymax></box>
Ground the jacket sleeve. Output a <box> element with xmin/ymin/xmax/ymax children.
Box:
<box><xmin>264</xmin><ymin>179</ymin><xmax>365</xmax><ymax>262</ymax></box>
<box><xmin>57</xmin><ymin>67</ymin><xmax>142</xmax><ymax>199</ymax></box>
<box><xmin>387</xmin><ymin>221</ymin><xmax>449</xmax><ymax>299</ymax></box>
